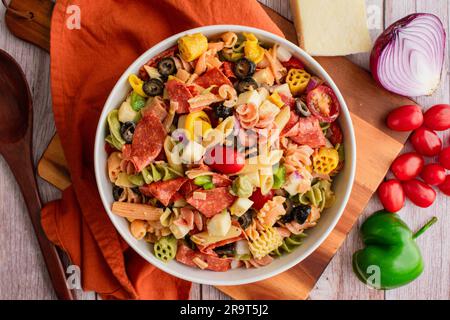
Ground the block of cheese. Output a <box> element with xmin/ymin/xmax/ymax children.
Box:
<box><xmin>290</xmin><ymin>0</ymin><xmax>372</xmax><ymax>56</ymax></box>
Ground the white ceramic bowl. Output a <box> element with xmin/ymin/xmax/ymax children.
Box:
<box><xmin>94</xmin><ymin>25</ymin><xmax>356</xmax><ymax>286</ymax></box>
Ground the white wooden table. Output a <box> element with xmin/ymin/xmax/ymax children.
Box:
<box><xmin>0</xmin><ymin>0</ymin><xmax>449</xmax><ymax>300</ymax></box>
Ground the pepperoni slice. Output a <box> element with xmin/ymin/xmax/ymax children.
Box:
<box><xmin>185</xmin><ymin>187</ymin><xmax>236</xmax><ymax>217</ymax></box>
<box><xmin>198</xmin><ymin>234</ymin><xmax>244</xmax><ymax>253</ymax></box>
<box><xmin>280</xmin><ymin>111</ymin><xmax>299</xmax><ymax>136</ymax></box>
<box><xmin>211</xmin><ymin>173</ymin><xmax>232</xmax><ymax>187</ymax></box>
<box><xmin>126</xmin><ymin>114</ymin><xmax>166</xmax><ymax>172</ymax></box>
<box><xmin>221</xmin><ymin>61</ymin><xmax>236</xmax><ymax>79</ymax></box>
<box><xmin>166</xmin><ymin>79</ymin><xmax>193</xmax><ymax>114</ymax></box>
<box><xmin>172</xmin><ymin>207</ymin><xmax>195</xmax><ymax>230</ymax></box>
<box><xmin>179</xmin><ymin>179</ymin><xmax>200</xmax><ymax>197</ymax></box>
<box><xmin>139</xmin><ymin>177</ymin><xmax>188</xmax><ymax>206</ymax></box>
<box><xmin>194</xmin><ymin>67</ymin><xmax>232</xmax><ymax>89</ymax></box>
<box><xmin>176</xmin><ymin>243</ymin><xmax>231</xmax><ymax>272</ymax></box>
<box><xmin>187</xmin><ymin>85</ymin><xmax>201</xmax><ymax>97</ymax></box>
<box><xmin>289</xmin><ymin>117</ymin><xmax>326</xmax><ymax>148</ymax></box>
<box><xmin>141</xmin><ymin>97</ymin><xmax>168</xmax><ymax>122</ymax></box>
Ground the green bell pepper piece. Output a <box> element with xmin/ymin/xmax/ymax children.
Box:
<box><xmin>203</xmin><ymin>182</ymin><xmax>215</xmax><ymax>190</ymax></box>
<box><xmin>130</xmin><ymin>91</ymin><xmax>146</xmax><ymax>111</ymax></box>
<box><xmin>272</xmin><ymin>165</ymin><xmax>286</xmax><ymax>189</ymax></box>
<box><xmin>194</xmin><ymin>175</ymin><xmax>212</xmax><ymax>186</ymax></box>
<box><xmin>353</xmin><ymin>210</ymin><xmax>437</xmax><ymax>290</ymax></box>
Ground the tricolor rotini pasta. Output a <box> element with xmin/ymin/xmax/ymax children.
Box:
<box><xmin>105</xmin><ymin>31</ymin><xmax>343</xmax><ymax>271</ymax></box>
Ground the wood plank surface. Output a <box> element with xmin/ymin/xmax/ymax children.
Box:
<box><xmin>0</xmin><ymin>1</ymin><xmax>94</xmax><ymax>300</ymax></box>
<box><xmin>384</xmin><ymin>0</ymin><xmax>450</xmax><ymax>301</ymax></box>
<box><xmin>0</xmin><ymin>0</ymin><xmax>449</xmax><ymax>300</ymax></box>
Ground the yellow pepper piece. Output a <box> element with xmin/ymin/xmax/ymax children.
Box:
<box><xmin>269</xmin><ymin>91</ymin><xmax>284</xmax><ymax>108</ymax></box>
<box><xmin>167</xmin><ymin>75</ymin><xmax>179</xmax><ymax>82</ymax></box>
<box><xmin>243</xmin><ymin>32</ymin><xmax>259</xmax><ymax>42</ymax></box>
<box><xmin>313</xmin><ymin>148</ymin><xmax>339</xmax><ymax>175</ymax></box>
<box><xmin>178</xmin><ymin>33</ymin><xmax>208</xmax><ymax>62</ymax></box>
<box><xmin>243</xmin><ymin>33</ymin><xmax>265</xmax><ymax>64</ymax></box>
<box><xmin>185</xmin><ymin>111</ymin><xmax>211</xmax><ymax>141</ymax></box>
<box><xmin>286</xmin><ymin>68</ymin><xmax>311</xmax><ymax>96</ymax></box>
<box><xmin>128</xmin><ymin>74</ymin><xmax>147</xmax><ymax>97</ymax></box>
<box><xmin>244</xmin><ymin>41</ymin><xmax>265</xmax><ymax>64</ymax></box>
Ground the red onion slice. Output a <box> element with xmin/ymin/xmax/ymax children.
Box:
<box><xmin>370</xmin><ymin>13</ymin><xmax>446</xmax><ymax>97</ymax></box>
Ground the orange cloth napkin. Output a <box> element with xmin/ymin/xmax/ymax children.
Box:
<box><xmin>42</xmin><ymin>0</ymin><xmax>283</xmax><ymax>299</ymax></box>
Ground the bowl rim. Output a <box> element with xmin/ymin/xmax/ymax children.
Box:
<box><xmin>94</xmin><ymin>24</ymin><xmax>356</xmax><ymax>286</ymax></box>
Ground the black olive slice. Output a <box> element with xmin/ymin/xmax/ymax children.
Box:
<box><xmin>294</xmin><ymin>205</ymin><xmax>311</xmax><ymax>224</ymax></box>
<box><xmin>234</xmin><ymin>58</ymin><xmax>256</xmax><ymax>79</ymax></box>
<box><xmin>120</xmin><ymin>121</ymin><xmax>136</xmax><ymax>144</ymax></box>
<box><xmin>157</xmin><ymin>57</ymin><xmax>177</xmax><ymax>77</ymax></box>
<box><xmin>295</xmin><ymin>99</ymin><xmax>311</xmax><ymax>117</ymax></box>
<box><xmin>238</xmin><ymin>209</ymin><xmax>256</xmax><ymax>229</ymax></box>
<box><xmin>281</xmin><ymin>204</ymin><xmax>311</xmax><ymax>224</ymax></box>
<box><xmin>236</xmin><ymin>77</ymin><xmax>259</xmax><ymax>93</ymax></box>
<box><xmin>131</xmin><ymin>187</ymin><xmax>141</xmax><ymax>196</ymax></box>
<box><xmin>214</xmin><ymin>243</ymin><xmax>236</xmax><ymax>256</ymax></box>
<box><xmin>213</xmin><ymin>103</ymin><xmax>234</xmax><ymax>119</ymax></box>
<box><xmin>143</xmin><ymin>78</ymin><xmax>164</xmax><ymax>96</ymax></box>
<box><xmin>112</xmin><ymin>186</ymin><xmax>124</xmax><ymax>201</ymax></box>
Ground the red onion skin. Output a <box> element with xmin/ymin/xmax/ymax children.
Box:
<box><xmin>305</xmin><ymin>76</ymin><xmax>323</xmax><ymax>94</ymax></box>
<box><xmin>370</xmin><ymin>14</ymin><xmax>416</xmax><ymax>87</ymax></box>
<box><xmin>370</xmin><ymin>13</ymin><xmax>446</xmax><ymax>96</ymax></box>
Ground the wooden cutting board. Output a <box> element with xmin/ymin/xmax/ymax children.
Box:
<box><xmin>7</xmin><ymin>0</ymin><xmax>413</xmax><ymax>299</ymax></box>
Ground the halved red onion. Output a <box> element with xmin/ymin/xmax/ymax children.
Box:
<box><xmin>370</xmin><ymin>13</ymin><xmax>446</xmax><ymax>97</ymax></box>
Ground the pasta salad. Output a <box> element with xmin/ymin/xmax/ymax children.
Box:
<box><xmin>105</xmin><ymin>32</ymin><xmax>344</xmax><ymax>271</ymax></box>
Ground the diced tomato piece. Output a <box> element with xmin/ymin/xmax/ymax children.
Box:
<box><xmin>281</xmin><ymin>56</ymin><xmax>305</xmax><ymax>70</ymax></box>
<box><xmin>104</xmin><ymin>142</ymin><xmax>115</xmax><ymax>156</ymax></box>
<box><xmin>250</xmin><ymin>188</ymin><xmax>275</xmax><ymax>210</ymax></box>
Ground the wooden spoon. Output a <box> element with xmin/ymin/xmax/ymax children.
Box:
<box><xmin>0</xmin><ymin>49</ymin><xmax>73</xmax><ymax>300</ymax></box>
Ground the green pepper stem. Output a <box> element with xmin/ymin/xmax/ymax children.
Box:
<box><xmin>413</xmin><ymin>216</ymin><xmax>438</xmax><ymax>240</ymax></box>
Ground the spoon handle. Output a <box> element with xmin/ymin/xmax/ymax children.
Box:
<box><xmin>2</xmin><ymin>140</ymin><xmax>74</xmax><ymax>300</ymax></box>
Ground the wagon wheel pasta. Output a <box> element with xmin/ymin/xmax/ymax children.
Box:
<box><xmin>104</xmin><ymin>31</ymin><xmax>344</xmax><ymax>271</ymax></box>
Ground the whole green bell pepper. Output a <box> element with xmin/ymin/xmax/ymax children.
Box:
<box><xmin>353</xmin><ymin>210</ymin><xmax>437</xmax><ymax>290</ymax></box>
